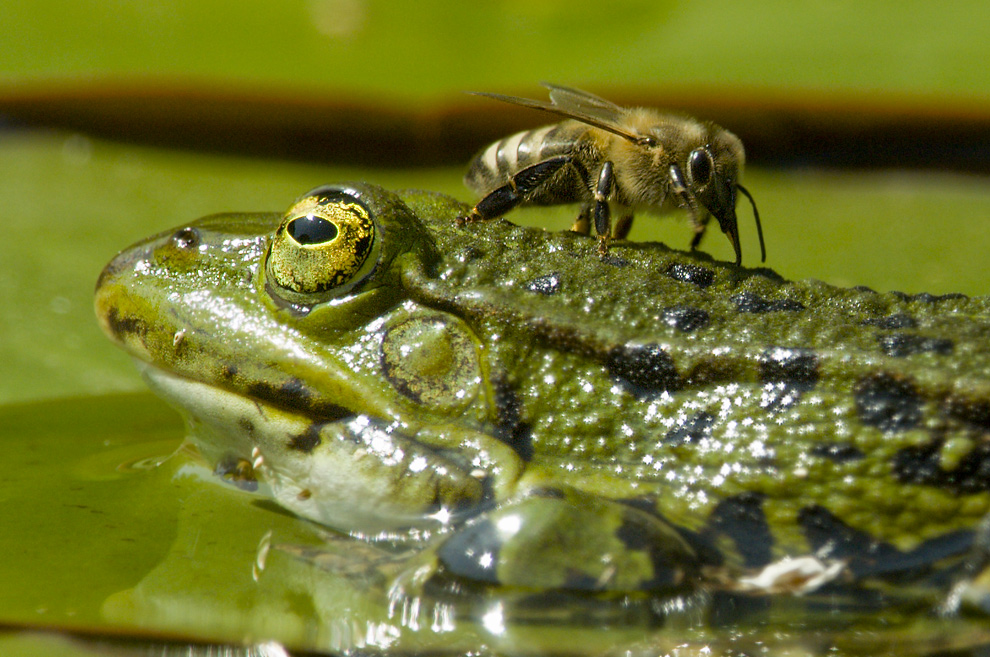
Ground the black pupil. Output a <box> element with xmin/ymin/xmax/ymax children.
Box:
<box><xmin>288</xmin><ymin>215</ymin><xmax>338</xmax><ymax>245</ymax></box>
<box><xmin>689</xmin><ymin>150</ymin><xmax>712</xmax><ymax>184</ymax></box>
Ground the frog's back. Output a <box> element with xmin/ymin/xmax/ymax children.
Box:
<box><xmin>402</xmin><ymin>197</ymin><xmax>990</xmax><ymax>572</ymax></box>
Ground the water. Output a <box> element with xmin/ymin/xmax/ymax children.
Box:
<box><xmin>1</xmin><ymin>393</ymin><xmax>989</xmax><ymax>656</ymax></box>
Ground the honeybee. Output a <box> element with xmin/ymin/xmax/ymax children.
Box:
<box><xmin>461</xmin><ymin>83</ymin><xmax>764</xmax><ymax>265</ymax></box>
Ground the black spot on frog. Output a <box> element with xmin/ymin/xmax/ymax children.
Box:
<box><xmin>862</xmin><ymin>313</ymin><xmax>917</xmax><ymax>329</ymax></box>
<box><xmin>614</xmin><ymin>510</ymin><xmax>701</xmax><ymax>591</ymax></box>
<box><xmin>942</xmin><ymin>396</ymin><xmax>990</xmax><ymax>432</ymax></box>
<box><xmin>523</xmin><ymin>272</ymin><xmax>562</xmax><ymax>295</ymax></box>
<box><xmin>660</xmin><ymin>306</ymin><xmax>710</xmax><ymax>332</ymax></box>
<box><xmin>810</xmin><ymin>442</ymin><xmax>864</xmax><ymax>463</ymax></box>
<box><xmin>664</xmin><ymin>262</ymin><xmax>715</xmax><ymax>289</ymax></box>
<box><xmin>606</xmin><ymin>343</ymin><xmax>682</xmax><ymax>395</ymax></box>
<box><xmin>853</xmin><ymin>373</ymin><xmax>923</xmax><ymax>433</ymax></box>
<box><xmin>892</xmin><ymin>291</ymin><xmax>969</xmax><ymax>303</ymax></box>
<box><xmin>797</xmin><ymin>505</ymin><xmax>903</xmax><ymax>578</ymax></box>
<box><xmin>663</xmin><ymin>412</ymin><xmax>716</xmax><ymax>446</ymax></box>
<box><xmin>893</xmin><ymin>438</ymin><xmax>990</xmax><ymax>494</ymax></box>
<box><xmin>103</xmin><ymin>307</ymin><xmax>148</xmax><ymax>342</ymax></box>
<box><xmin>287</xmin><ymin>423</ymin><xmax>322</xmax><ymax>453</ymax></box>
<box><xmin>877</xmin><ymin>333</ymin><xmax>954</xmax><ymax>357</ymax></box>
<box><xmin>732</xmin><ymin>292</ymin><xmax>805</xmax><ymax>313</ymax></box>
<box><xmin>248</xmin><ymin>378</ymin><xmax>352</xmax><ymax>422</ymax></box>
<box><xmin>600</xmin><ymin>253</ymin><xmax>629</xmax><ymax>268</ymax></box>
<box><xmin>492</xmin><ymin>376</ymin><xmax>534</xmax><ymax>462</ymax></box>
<box><xmin>758</xmin><ymin>347</ymin><xmax>820</xmax><ymax>412</ymax></box>
<box><xmin>704</xmin><ymin>493</ymin><xmax>773</xmax><ymax>568</ymax></box>
<box><xmin>799</xmin><ymin>505</ymin><xmax>974</xmax><ymax>579</ymax></box>
<box><xmin>454</xmin><ymin>245</ymin><xmax>485</xmax><ymax>264</ymax></box>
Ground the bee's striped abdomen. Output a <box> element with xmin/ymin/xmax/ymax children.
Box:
<box><xmin>465</xmin><ymin>124</ymin><xmax>573</xmax><ymax>196</ymax></box>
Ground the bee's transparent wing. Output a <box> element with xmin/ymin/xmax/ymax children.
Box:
<box><xmin>469</xmin><ymin>84</ymin><xmax>646</xmax><ymax>145</ymax></box>
<box><xmin>541</xmin><ymin>83</ymin><xmax>625</xmax><ymax>124</ymax></box>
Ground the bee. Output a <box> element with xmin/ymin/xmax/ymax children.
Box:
<box><xmin>461</xmin><ymin>83</ymin><xmax>764</xmax><ymax>265</ymax></box>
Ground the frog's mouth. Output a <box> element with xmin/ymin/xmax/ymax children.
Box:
<box><xmin>137</xmin><ymin>362</ymin><xmax>490</xmax><ymax>536</ymax></box>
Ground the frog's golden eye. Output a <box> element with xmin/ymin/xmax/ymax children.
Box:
<box><xmin>265</xmin><ymin>188</ymin><xmax>379</xmax><ymax>304</ymax></box>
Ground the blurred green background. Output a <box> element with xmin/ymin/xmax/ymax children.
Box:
<box><xmin>1</xmin><ymin>0</ymin><xmax>989</xmax><ymax>404</ymax></box>
<box><xmin>3</xmin><ymin>0</ymin><xmax>988</xmax><ymax>100</ymax></box>
<box><xmin>1</xmin><ymin>2</ymin><xmax>989</xmax><ymax>654</ymax></box>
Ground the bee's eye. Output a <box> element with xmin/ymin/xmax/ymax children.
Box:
<box><xmin>688</xmin><ymin>148</ymin><xmax>714</xmax><ymax>187</ymax></box>
<box><xmin>265</xmin><ymin>188</ymin><xmax>379</xmax><ymax>304</ymax></box>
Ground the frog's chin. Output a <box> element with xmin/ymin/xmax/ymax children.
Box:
<box><xmin>135</xmin><ymin>361</ymin><xmax>483</xmax><ymax>537</ymax></box>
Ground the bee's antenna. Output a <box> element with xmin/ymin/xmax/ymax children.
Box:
<box><xmin>737</xmin><ymin>184</ymin><xmax>765</xmax><ymax>263</ymax></box>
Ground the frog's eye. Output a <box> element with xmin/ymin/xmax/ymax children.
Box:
<box><xmin>265</xmin><ymin>189</ymin><xmax>379</xmax><ymax>304</ymax></box>
<box><xmin>687</xmin><ymin>148</ymin><xmax>713</xmax><ymax>188</ymax></box>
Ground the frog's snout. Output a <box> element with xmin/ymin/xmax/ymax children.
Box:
<box><xmin>94</xmin><ymin>245</ymin><xmax>151</xmax><ymax>352</ymax></box>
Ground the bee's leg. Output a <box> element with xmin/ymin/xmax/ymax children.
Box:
<box><xmin>571</xmin><ymin>204</ymin><xmax>592</xmax><ymax>235</ymax></box>
<box><xmin>612</xmin><ymin>213</ymin><xmax>635</xmax><ymax>240</ymax></box>
<box><xmin>689</xmin><ymin>214</ymin><xmax>712</xmax><ymax>251</ymax></box>
<box><xmin>593</xmin><ymin>161</ymin><xmax>614</xmax><ymax>256</ymax></box>
<box><xmin>669</xmin><ymin>163</ymin><xmax>708</xmax><ymax>250</ymax></box>
<box><xmin>458</xmin><ymin>156</ymin><xmax>571</xmax><ymax>224</ymax></box>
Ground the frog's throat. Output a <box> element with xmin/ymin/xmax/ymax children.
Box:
<box><xmin>136</xmin><ymin>362</ymin><xmax>487</xmax><ymax>535</ymax></box>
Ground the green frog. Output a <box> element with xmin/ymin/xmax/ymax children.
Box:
<box><xmin>95</xmin><ymin>183</ymin><xmax>990</xmax><ymax>611</ymax></box>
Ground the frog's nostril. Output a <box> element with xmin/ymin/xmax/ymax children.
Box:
<box><xmin>171</xmin><ymin>226</ymin><xmax>200</xmax><ymax>249</ymax></box>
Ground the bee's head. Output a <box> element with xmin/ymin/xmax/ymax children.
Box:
<box><xmin>674</xmin><ymin>128</ymin><xmax>764</xmax><ymax>266</ymax></box>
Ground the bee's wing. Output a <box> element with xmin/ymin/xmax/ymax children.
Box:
<box><xmin>469</xmin><ymin>84</ymin><xmax>647</xmax><ymax>145</ymax></box>
<box><xmin>541</xmin><ymin>83</ymin><xmax>625</xmax><ymax>124</ymax></box>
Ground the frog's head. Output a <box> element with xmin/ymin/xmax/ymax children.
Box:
<box><xmin>96</xmin><ymin>182</ymin><xmax>438</xmax><ymax>369</ymax></box>
<box><xmin>94</xmin><ymin>184</ymin><xmax>503</xmax><ymax>532</ymax></box>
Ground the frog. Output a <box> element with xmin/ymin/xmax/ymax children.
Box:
<box><xmin>95</xmin><ymin>182</ymin><xmax>990</xmax><ymax>615</ymax></box>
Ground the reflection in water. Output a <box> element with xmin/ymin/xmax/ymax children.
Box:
<box><xmin>253</xmin><ymin>530</ymin><xmax>273</xmax><ymax>583</ymax></box>
<box><xmin>4</xmin><ymin>394</ymin><xmax>990</xmax><ymax>656</ymax></box>
<box><xmin>7</xmin><ymin>631</ymin><xmax>294</xmax><ymax>657</ymax></box>
<box><xmin>96</xmin><ymin>446</ymin><xmax>990</xmax><ymax>655</ymax></box>
<box><xmin>480</xmin><ymin>601</ymin><xmax>505</xmax><ymax>637</ymax></box>
<box><xmin>74</xmin><ymin>438</ymin><xmax>178</xmax><ymax>480</ymax></box>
